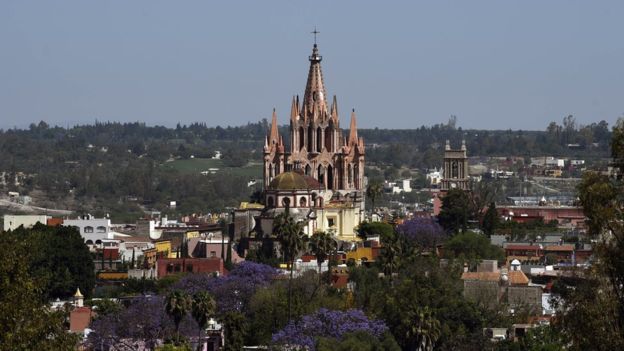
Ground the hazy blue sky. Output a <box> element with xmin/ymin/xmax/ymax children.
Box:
<box><xmin>1</xmin><ymin>1</ymin><xmax>622</xmax><ymax>130</ymax></box>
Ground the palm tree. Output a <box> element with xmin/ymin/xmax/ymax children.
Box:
<box><xmin>308</xmin><ymin>231</ymin><xmax>337</xmax><ymax>286</ymax></box>
<box><xmin>191</xmin><ymin>292</ymin><xmax>216</xmax><ymax>350</ymax></box>
<box><xmin>402</xmin><ymin>305</ymin><xmax>441</xmax><ymax>351</ymax></box>
<box><xmin>165</xmin><ymin>290</ymin><xmax>192</xmax><ymax>343</ymax></box>
<box><xmin>366</xmin><ymin>181</ymin><xmax>383</xmax><ymax>214</ymax></box>
<box><xmin>380</xmin><ymin>235</ymin><xmax>401</xmax><ymax>281</ymax></box>
<box><xmin>273</xmin><ymin>209</ymin><xmax>307</xmax><ymax>321</ymax></box>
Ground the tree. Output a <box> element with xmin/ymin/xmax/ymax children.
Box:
<box><xmin>172</xmin><ymin>262</ymin><xmax>277</xmax><ymax>314</ymax></box>
<box><xmin>379</xmin><ymin>235</ymin><xmax>402</xmax><ymax>280</ymax></box>
<box><xmin>563</xmin><ymin>118</ymin><xmax>624</xmax><ymax>348</ymax></box>
<box><xmin>271</xmin><ymin>308</ymin><xmax>388</xmax><ymax>350</ymax></box>
<box><xmin>222</xmin><ymin>311</ymin><xmax>246</xmax><ymax>351</ymax></box>
<box><xmin>273</xmin><ymin>209</ymin><xmax>308</xmax><ymax>321</ymax></box>
<box><xmin>443</xmin><ymin>231</ymin><xmax>504</xmax><ymax>262</ymax></box>
<box><xmin>166</xmin><ymin>290</ymin><xmax>192</xmax><ymax>343</ymax></box>
<box><xmin>191</xmin><ymin>292</ymin><xmax>216</xmax><ymax>350</ymax></box>
<box><xmin>437</xmin><ymin>189</ymin><xmax>473</xmax><ymax>234</ymax></box>
<box><xmin>481</xmin><ymin>202</ymin><xmax>499</xmax><ymax>237</ymax></box>
<box><xmin>366</xmin><ymin>181</ymin><xmax>383</xmax><ymax>212</ymax></box>
<box><xmin>0</xmin><ymin>232</ymin><xmax>80</xmax><ymax>351</ymax></box>
<box><xmin>317</xmin><ymin>331</ymin><xmax>401</xmax><ymax>351</ymax></box>
<box><xmin>308</xmin><ymin>231</ymin><xmax>337</xmax><ymax>286</ymax></box>
<box><xmin>12</xmin><ymin>224</ymin><xmax>95</xmax><ymax>299</ymax></box>
<box><xmin>396</xmin><ymin>217</ymin><xmax>447</xmax><ymax>250</ymax></box>
<box><xmin>356</xmin><ymin>221</ymin><xmax>395</xmax><ymax>242</ymax></box>
<box><xmin>400</xmin><ymin>305</ymin><xmax>441</xmax><ymax>351</ymax></box>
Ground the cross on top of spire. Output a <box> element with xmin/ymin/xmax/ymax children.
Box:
<box><xmin>311</xmin><ymin>27</ymin><xmax>320</xmax><ymax>45</ymax></box>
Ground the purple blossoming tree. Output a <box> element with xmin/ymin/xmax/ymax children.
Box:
<box><xmin>172</xmin><ymin>261</ymin><xmax>278</xmax><ymax>313</ymax></box>
<box><xmin>396</xmin><ymin>217</ymin><xmax>447</xmax><ymax>250</ymax></box>
<box><xmin>271</xmin><ymin>308</ymin><xmax>387</xmax><ymax>350</ymax></box>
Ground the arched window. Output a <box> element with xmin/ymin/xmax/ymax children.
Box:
<box><xmin>348</xmin><ymin>164</ymin><xmax>353</xmax><ymax>187</ymax></box>
<box><xmin>317</xmin><ymin>165</ymin><xmax>325</xmax><ymax>184</ymax></box>
<box><xmin>84</xmin><ymin>226</ymin><xmax>94</xmax><ymax>233</ymax></box>
<box><xmin>85</xmin><ymin>240</ymin><xmax>94</xmax><ymax>245</ymax></box>
<box><xmin>95</xmin><ymin>239</ymin><xmax>102</xmax><ymax>245</ymax></box>
<box><xmin>327</xmin><ymin>165</ymin><xmax>334</xmax><ymax>190</ymax></box>
<box><xmin>308</xmin><ymin>126</ymin><xmax>314</xmax><ymax>151</ymax></box>
<box><xmin>324</xmin><ymin>127</ymin><xmax>332</xmax><ymax>151</ymax></box>
<box><xmin>282</xmin><ymin>197</ymin><xmax>291</xmax><ymax>208</ymax></box>
<box><xmin>452</xmin><ymin>161</ymin><xmax>459</xmax><ymax>178</ymax></box>
<box><xmin>299</xmin><ymin>127</ymin><xmax>305</xmax><ymax>150</ymax></box>
<box><xmin>299</xmin><ymin>197</ymin><xmax>307</xmax><ymax>207</ymax></box>
<box><xmin>267</xmin><ymin>196</ymin><xmax>274</xmax><ymax>208</ymax></box>
<box><xmin>305</xmin><ymin>164</ymin><xmax>311</xmax><ymax>176</ymax></box>
<box><xmin>317</xmin><ymin>127</ymin><xmax>322</xmax><ymax>152</ymax></box>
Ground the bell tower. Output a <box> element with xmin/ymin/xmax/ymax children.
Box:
<box><xmin>441</xmin><ymin>140</ymin><xmax>469</xmax><ymax>191</ymax></box>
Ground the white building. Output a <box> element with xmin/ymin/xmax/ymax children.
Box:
<box><xmin>426</xmin><ymin>168</ymin><xmax>442</xmax><ymax>186</ymax></box>
<box><xmin>64</xmin><ymin>215</ymin><xmax>114</xmax><ymax>244</ymax></box>
<box><xmin>3</xmin><ymin>214</ymin><xmax>50</xmax><ymax>231</ymax></box>
<box><xmin>401</xmin><ymin>179</ymin><xmax>412</xmax><ymax>193</ymax></box>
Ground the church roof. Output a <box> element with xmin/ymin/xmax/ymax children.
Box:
<box><xmin>268</xmin><ymin>171</ymin><xmax>322</xmax><ymax>191</ymax></box>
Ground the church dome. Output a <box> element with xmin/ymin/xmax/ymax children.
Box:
<box><xmin>268</xmin><ymin>171</ymin><xmax>322</xmax><ymax>190</ymax></box>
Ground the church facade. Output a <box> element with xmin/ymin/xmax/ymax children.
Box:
<box><xmin>260</xmin><ymin>43</ymin><xmax>365</xmax><ymax>240</ymax></box>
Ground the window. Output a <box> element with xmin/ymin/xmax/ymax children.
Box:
<box><xmin>282</xmin><ymin>197</ymin><xmax>290</xmax><ymax>207</ymax></box>
<box><xmin>174</xmin><ymin>264</ymin><xmax>181</xmax><ymax>272</ymax></box>
<box><xmin>167</xmin><ymin>264</ymin><xmax>174</xmax><ymax>273</ymax></box>
<box><xmin>84</xmin><ymin>226</ymin><xmax>94</xmax><ymax>233</ymax></box>
<box><xmin>299</xmin><ymin>197</ymin><xmax>307</xmax><ymax>207</ymax></box>
<box><xmin>328</xmin><ymin>217</ymin><xmax>336</xmax><ymax>228</ymax></box>
<box><xmin>96</xmin><ymin>226</ymin><xmax>106</xmax><ymax>233</ymax></box>
<box><xmin>267</xmin><ymin>196</ymin><xmax>274</xmax><ymax>208</ymax></box>
<box><xmin>85</xmin><ymin>240</ymin><xmax>94</xmax><ymax>245</ymax></box>
<box><xmin>210</xmin><ymin>251</ymin><xmax>217</xmax><ymax>257</ymax></box>
<box><xmin>452</xmin><ymin>161</ymin><xmax>459</xmax><ymax>178</ymax></box>
<box><xmin>186</xmin><ymin>265</ymin><xmax>193</xmax><ymax>272</ymax></box>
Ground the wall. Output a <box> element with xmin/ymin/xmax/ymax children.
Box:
<box><xmin>3</xmin><ymin>215</ymin><xmax>49</xmax><ymax>231</ymax></box>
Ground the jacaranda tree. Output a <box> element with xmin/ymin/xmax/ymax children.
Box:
<box><xmin>271</xmin><ymin>308</ymin><xmax>388</xmax><ymax>350</ymax></box>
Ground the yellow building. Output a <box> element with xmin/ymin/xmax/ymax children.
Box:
<box><xmin>346</xmin><ymin>247</ymin><xmax>374</xmax><ymax>263</ymax></box>
<box><xmin>144</xmin><ymin>240</ymin><xmax>174</xmax><ymax>268</ymax></box>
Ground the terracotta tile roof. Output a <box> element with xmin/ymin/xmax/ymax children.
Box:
<box><xmin>545</xmin><ymin>245</ymin><xmax>575</xmax><ymax>252</ymax></box>
<box><xmin>505</xmin><ymin>245</ymin><xmax>541</xmax><ymax>251</ymax></box>
<box><xmin>461</xmin><ymin>272</ymin><xmax>500</xmax><ymax>281</ymax></box>
<box><xmin>508</xmin><ymin>270</ymin><xmax>529</xmax><ymax>285</ymax></box>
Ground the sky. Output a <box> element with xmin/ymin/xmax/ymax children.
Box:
<box><xmin>0</xmin><ymin>1</ymin><xmax>623</xmax><ymax>130</ymax></box>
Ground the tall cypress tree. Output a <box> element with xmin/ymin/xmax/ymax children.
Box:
<box><xmin>482</xmin><ymin>202</ymin><xmax>499</xmax><ymax>237</ymax></box>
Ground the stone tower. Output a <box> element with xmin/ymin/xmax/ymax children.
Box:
<box><xmin>441</xmin><ymin>140</ymin><xmax>469</xmax><ymax>191</ymax></box>
<box><xmin>263</xmin><ymin>43</ymin><xmax>365</xmax><ymax>192</ymax></box>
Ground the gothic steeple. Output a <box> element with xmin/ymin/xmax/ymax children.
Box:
<box><xmin>348</xmin><ymin>109</ymin><xmax>358</xmax><ymax>146</ymax></box>
<box><xmin>302</xmin><ymin>44</ymin><xmax>328</xmax><ymax>118</ymax></box>
<box><xmin>269</xmin><ymin>108</ymin><xmax>279</xmax><ymax>145</ymax></box>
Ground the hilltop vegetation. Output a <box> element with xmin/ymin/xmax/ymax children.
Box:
<box><xmin>0</xmin><ymin>116</ymin><xmax>612</xmax><ymax>220</ymax></box>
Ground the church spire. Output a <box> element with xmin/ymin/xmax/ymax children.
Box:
<box><xmin>290</xmin><ymin>96</ymin><xmax>299</xmax><ymax>122</ymax></box>
<box><xmin>302</xmin><ymin>43</ymin><xmax>328</xmax><ymax>118</ymax></box>
<box><xmin>269</xmin><ymin>108</ymin><xmax>279</xmax><ymax>144</ymax></box>
<box><xmin>330</xmin><ymin>95</ymin><xmax>338</xmax><ymax>122</ymax></box>
<box><xmin>348</xmin><ymin>109</ymin><xmax>358</xmax><ymax>145</ymax></box>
